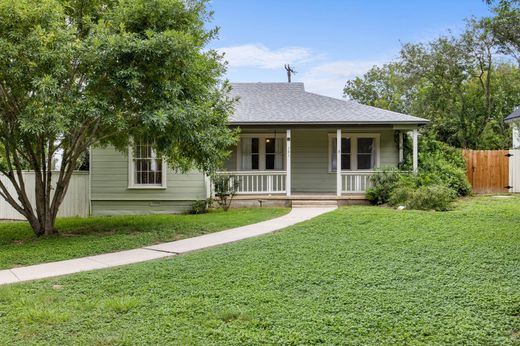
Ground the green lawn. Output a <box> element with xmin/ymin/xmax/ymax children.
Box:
<box><xmin>1</xmin><ymin>196</ymin><xmax>519</xmax><ymax>345</ymax></box>
<box><xmin>0</xmin><ymin>208</ymin><xmax>289</xmax><ymax>270</ymax></box>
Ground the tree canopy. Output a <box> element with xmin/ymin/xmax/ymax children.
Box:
<box><xmin>0</xmin><ymin>0</ymin><xmax>237</xmax><ymax>235</ymax></box>
<box><xmin>344</xmin><ymin>1</ymin><xmax>520</xmax><ymax>149</ymax></box>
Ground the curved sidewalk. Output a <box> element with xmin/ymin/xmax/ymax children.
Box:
<box><xmin>0</xmin><ymin>207</ymin><xmax>335</xmax><ymax>285</ymax></box>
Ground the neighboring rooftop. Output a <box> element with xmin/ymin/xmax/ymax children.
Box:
<box><xmin>505</xmin><ymin>107</ymin><xmax>520</xmax><ymax>122</ymax></box>
<box><xmin>228</xmin><ymin>82</ymin><xmax>429</xmax><ymax>125</ymax></box>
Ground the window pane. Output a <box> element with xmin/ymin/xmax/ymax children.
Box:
<box><xmin>341</xmin><ymin>138</ymin><xmax>351</xmax><ymax>153</ymax></box>
<box><xmin>251</xmin><ymin>138</ymin><xmax>259</xmax><ymax>154</ymax></box>
<box><xmin>266</xmin><ymin>154</ymin><xmax>275</xmax><ymax>170</ymax></box>
<box><xmin>358</xmin><ymin>155</ymin><xmax>372</xmax><ymax>169</ymax></box>
<box><xmin>341</xmin><ymin>154</ymin><xmax>351</xmax><ymax>170</ymax></box>
<box><xmin>252</xmin><ymin>154</ymin><xmax>259</xmax><ymax>170</ymax></box>
<box><xmin>358</xmin><ymin>138</ymin><xmax>373</xmax><ymax>153</ymax></box>
<box><xmin>265</xmin><ymin>138</ymin><xmax>275</xmax><ymax>153</ymax></box>
<box><xmin>341</xmin><ymin>138</ymin><xmax>351</xmax><ymax>170</ymax></box>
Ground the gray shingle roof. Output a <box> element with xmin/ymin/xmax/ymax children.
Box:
<box><xmin>228</xmin><ymin>82</ymin><xmax>429</xmax><ymax>125</ymax></box>
<box><xmin>505</xmin><ymin>107</ymin><xmax>520</xmax><ymax>122</ymax></box>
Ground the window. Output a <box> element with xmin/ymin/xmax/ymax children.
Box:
<box><xmin>128</xmin><ymin>141</ymin><xmax>166</xmax><ymax>188</ymax></box>
<box><xmin>329</xmin><ymin>133</ymin><xmax>380</xmax><ymax>171</ymax></box>
<box><xmin>241</xmin><ymin>138</ymin><xmax>259</xmax><ymax>170</ymax></box>
<box><xmin>265</xmin><ymin>138</ymin><xmax>283</xmax><ymax>170</ymax></box>
<box><xmin>239</xmin><ymin>135</ymin><xmax>285</xmax><ymax>170</ymax></box>
<box><xmin>251</xmin><ymin>138</ymin><xmax>260</xmax><ymax>170</ymax></box>
<box><xmin>331</xmin><ymin>138</ymin><xmax>351</xmax><ymax>171</ymax></box>
<box><xmin>357</xmin><ymin>138</ymin><xmax>375</xmax><ymax>170</ymax></box>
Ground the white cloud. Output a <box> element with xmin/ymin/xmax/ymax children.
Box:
<box><xmin>217</xmin><ymin>44</ymin><xmax>315</xmax><ymax>69</ymax></box>
<box><xmin>302</xmin><ymin>60</ymin><xmax>381</xmax><ymax>98</ymax></box>
<box><xmin>216</xmin><ymin>43</ymin><xmax>385</xmax><ymax>99</ymax></box>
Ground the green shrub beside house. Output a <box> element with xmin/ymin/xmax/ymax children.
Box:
<box><xmin>367</xmin><ymin>137</ymin><xmax>471</xmax><ymax>211</ymax></box>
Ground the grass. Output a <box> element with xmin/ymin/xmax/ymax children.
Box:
<box><xmin>0</xmin><ymin>208</ymin><xmax>289</xmax><ymax>270</ymax></box>
<box><xmin>0</xmin><ymin>196</ymin><xmax>519</xmax><ymax>345</ymax></box>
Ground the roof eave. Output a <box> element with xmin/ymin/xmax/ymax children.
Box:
<box><xmin>229</xmin><ymin>120</ymin><xmax>430</xmax><ymax>126</ymax></box>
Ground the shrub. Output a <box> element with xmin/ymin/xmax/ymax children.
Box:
<box><xmin>366</xmin><ymin>167</ymin><xmax>402</xmax><ymax>205</ymax></box>
<box><xmin>366</xmin><ymin>136</ymin><xmax>469</xmax><ymax>211</ymax></box>
<box><xmin>212</xmin><ymin>175</ymin><xmax>239</xmax><ymax>211</ymax></box>
<box><xmin>406</xmin><ymin>185</ymin><xmax>456</xmax><ymax>211</ymax></box>
<box><xmin>388</xmin><ymin>183</ymin><xmax>415</xmax><ymax>207</ymax></box>
<box><xmin>413</xmin><ymin>136</ymin><xmax>471</xmax><ymax>196</ymax></box>
<box><xmin>190</xmin><ymin>200</ymin><xmax>209</xmax><ymax>214</ymax></box>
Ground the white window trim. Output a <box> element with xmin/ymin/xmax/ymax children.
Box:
<box><xmin>328</xmin><ymin>133</ymin><xmax>381</xmax><ymax>173</ymax></box>
<box><xmin>236</xmin><ymin>133</ymin><xmax>287</xmax><ymax>171</ymax></box>
<box><xmin>127</xmin><ymin>144</ymin><xmax>168</xmax><ymax>189</ymax></box>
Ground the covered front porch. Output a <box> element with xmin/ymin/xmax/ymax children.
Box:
<box><xmin>218</xmin><ymin>126</ymin><xmax>419</xmax><ymax>198</ymax></box>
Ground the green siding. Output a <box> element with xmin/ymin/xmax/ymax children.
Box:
<box><xmin>292</xmin><ymin>129</ymin><xmax>398</xmax><ymax>192</ymax></box>
<box><xmin>292</xmin><ymin>129</ymin><xmax>335</xmax><ymax>192</ymax></box>
<box><xmin>91</xmin><ymin>200</ymin><xmax>193</xmax><ymax>216</ymax></box>
<box><xmin>380</xmin><ymin>131</ymin><xmax>399</xmax><ymax>166</ymax></box>
<box><xmin>91</xmin><ymin>128</ymin><xmax>400</xmax><ymax>214</ymax></box>
<box><xmin>91</xmin><ymin>146</ymin><xmax>206</xmax><ymax>215</ymax></box>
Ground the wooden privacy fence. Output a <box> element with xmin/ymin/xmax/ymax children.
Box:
<box><xmin>0</xmin><ymin>171</ymin><xmax>89</xmax><ymax>220</ymax></box>
<box><xmin>462</xmin><ymin>149</ymin><xmax>514</xmax><ymax>194</ymax></box>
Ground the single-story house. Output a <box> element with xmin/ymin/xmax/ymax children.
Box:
<box><xmin>90</xmin><ymin>83</ymin><xmax>428</xmax><ymax>215</ymax></box>
<box><xmin>505</xmin><ymin>107</ymin><xmax>520</xmax><ymax>149</ymax></box>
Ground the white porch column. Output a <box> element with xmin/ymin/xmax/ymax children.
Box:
<box><xmin>336</xmin><ymin>129</ymin><xmax>342</xmax><ymax>196</ymax></box>
<box><xmin>398</xmin><ymin>131</ymin><xmax>404</xmax><ymax>164</ymax></box>
<box><xmin>286</xmin><ymin>129</ymin><xmax>291</xmax><ymax>196</ymax></box>
<box><xmin>412</xmin><ymin>129</ymin><xmax>418</xmax><ymax>173</ymax></box>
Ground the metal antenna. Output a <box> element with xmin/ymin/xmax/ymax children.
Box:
<box><xmin>284</xmin><ymin>64</ymin><xmax>297</xmax><ymax>83</ymax></box>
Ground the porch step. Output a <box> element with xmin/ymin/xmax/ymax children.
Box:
<box><xmin>292</xmin><ymin>200</ymin><xmax>338</xmax><ymax>208</ymax></box>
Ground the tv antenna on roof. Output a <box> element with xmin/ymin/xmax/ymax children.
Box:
<box><xmin>284</xmin><ymin>64</ymin><xmax>297</xmax><ymax>83</ymax></box>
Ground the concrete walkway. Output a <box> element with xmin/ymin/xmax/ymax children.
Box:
<box><xmin>0</xmin><ymin>207</ymin><xmax>335</xmax><ymax>285</ymax></box>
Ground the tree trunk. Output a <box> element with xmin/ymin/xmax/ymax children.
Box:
<box><xmin>29</xmin><ymin>217</ymin><xmax>58</xmax><ymax>237</ymax></box>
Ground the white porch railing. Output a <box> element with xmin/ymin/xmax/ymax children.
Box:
<box><xmin>341</xmin><ymin>171</ymin><xmax>374</xmax><ymax>193</ymax></box>
<box><xmin>216</xmin><ymin>171</ymin><xmax>287</xmax><ymax>194</ymax></box>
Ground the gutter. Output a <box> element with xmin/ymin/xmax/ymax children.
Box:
<box><xmin>228</xmin><ymin>121</ymin><xmax>430</xmax><ymax>126</ymax></box>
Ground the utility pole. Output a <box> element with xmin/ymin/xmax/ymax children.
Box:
<box><xmin>284</xmin><ymin>64</ymin><xmax>296</xmax><ymax>83</ymax></box>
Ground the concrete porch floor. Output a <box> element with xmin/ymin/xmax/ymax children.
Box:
<box><xmin>233</xmin><ymin>192</ymin><xmax>367</xmax><ymax>200</ymax></box>
<box><xmin>231</xmin><ymin>192</ymin><xmax>370</xmax><ymax>208</ymax></box>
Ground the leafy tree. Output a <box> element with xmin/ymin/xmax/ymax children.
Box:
<box><xmin>486</xmin><ymin>0</ymin><xmax>520</xmax><ymax>62</ymax></box>
<box><xmin>0</xmin><ymin>0</ymin><xmax>238</xmax><ymax>236</ymax></box>
<box><xmin>344</xmin><ymin>17</ymin><xmax>520</xmax><ymax>149</ymax></box>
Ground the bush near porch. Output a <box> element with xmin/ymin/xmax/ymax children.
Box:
<box><xmin>0</xmin><ymin>196</ymin><xmax>518</xmax><ymax>344</ymax></box>
<box><xmin>367</xmin><ymin>137</ymin><xmax>471</xmax><ymax>210</ymax></box>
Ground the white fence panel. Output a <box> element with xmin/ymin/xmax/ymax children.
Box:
<box><xmin>0</xmin><ymin>171</ymin><xmax>89</xmax><ymax>220</ymax></box>
<box><xmin>510</xmin><ymin>149</ymin><xmax>520</xmax><ymax>193</ymax></box>
<box><xmin>341</xmin><ymin>172</ymin><xmax>374</xmax><ymax>193</ymax></box>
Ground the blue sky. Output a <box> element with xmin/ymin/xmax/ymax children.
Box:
<box><xmin>207</xmin><ymin>0</ymin><xmax>492</xmax><ymax>98</ymax></box>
